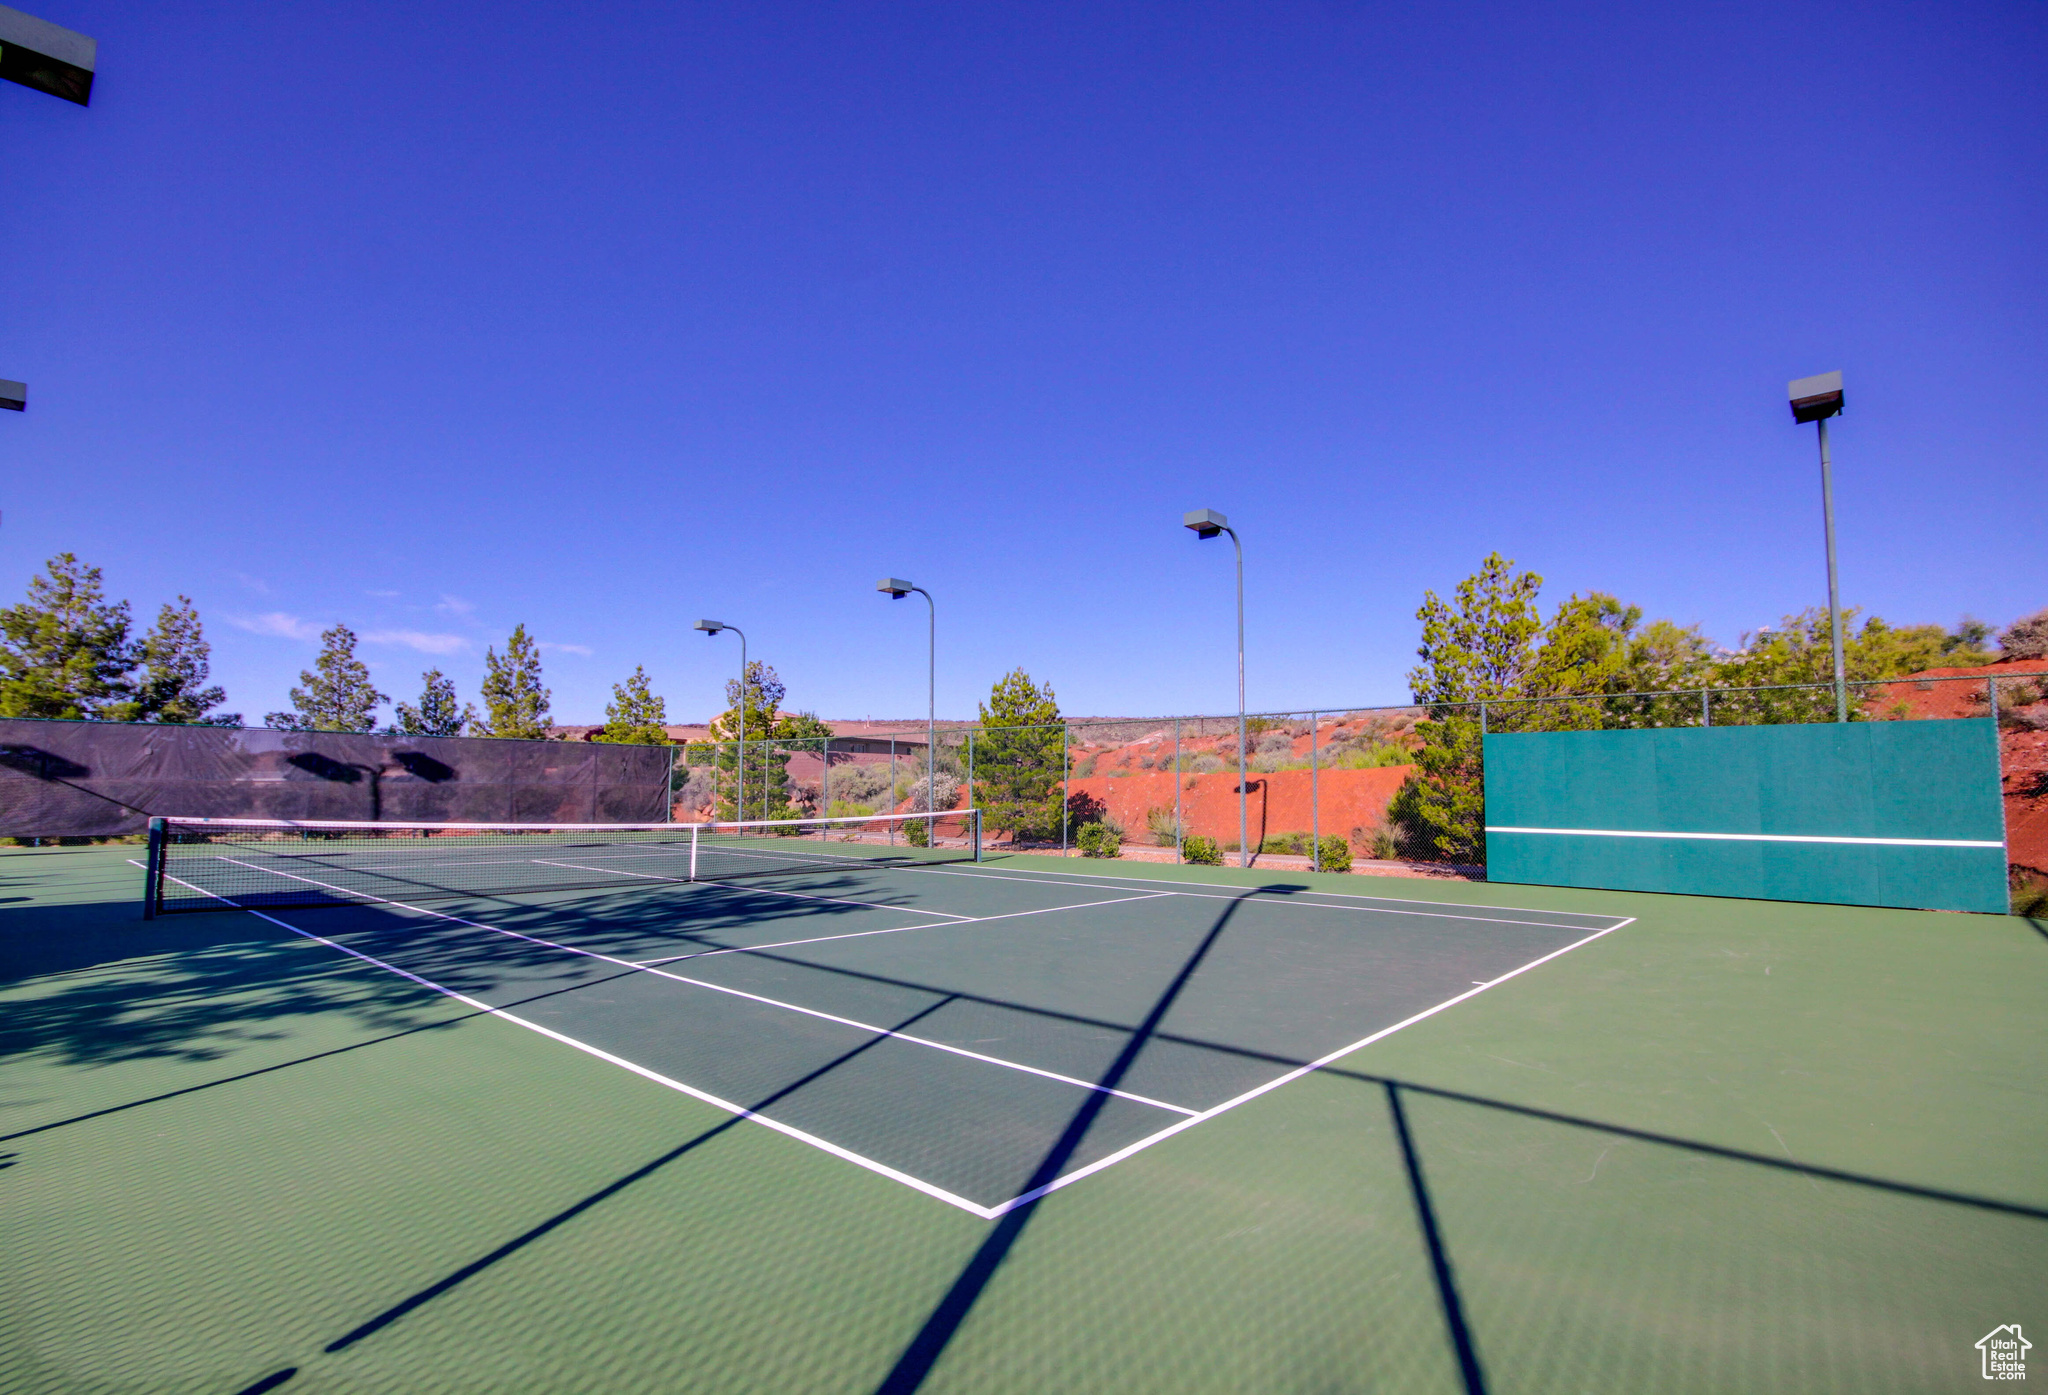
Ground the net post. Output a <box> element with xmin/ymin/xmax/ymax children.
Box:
<box><xmin>972</xmin><ymin>806</ymin><xmax>982</xmax><ymax>862</ymax></box>
<box><xmin>143</xmin><ymin>817</ymin><xmax>165</xmax><ymax>919</ymax></box>
<box><xmin>689</xmin><ymin>824</ymin><xmax>701</xmax><ymax>882</ymax></box>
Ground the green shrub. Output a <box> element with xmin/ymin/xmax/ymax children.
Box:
<box><xmin>1332</xmin><ymin>743</ymin><xmax>1413</xmax><ymax>769</ymax></box>
<box><xmin>2013</xmin><ymin>870</ymin><xmax>2048</xmax><ymax>919</ymax></box>
<box><xmin>1315</xmin><ymin>835</ymin><xmax>1351</xmax><ymax>872</ymax></box>
<box><xmin>1076</xmin><ymin>821</ymin><xmax>1121</xmax><ymax>858</ymax></box>
<box><xmin>1364</xmin><ymin>822</ymin><xmax>1399</xmax><ymax>861</ymax></box>
<box><xmin>1181</xmin><ymin>834</ymin><xmax>1222</xmax><ymax>865</ymax></box>
<box><xmin>827</xmin><ymin>799</ymin><xmax>876</xmax><ymax>819</ymax></box>
<box><xmin>1144</xmin><ymin>806</ymin><xmax>1179</xmax><ymax>846</ymax></box>
<box><xmin>905</xmin><ymin>817</ymin><xmax>929</xmax><ymax>847</ymax></box>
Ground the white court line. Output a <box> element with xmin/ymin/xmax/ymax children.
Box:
<box><xmin>1486</xmin><ymin>825</ymin><xmax>2005</xmax><ymax>848</ymax></box>
<box><xmin>528</xmin><ymin>859</ymin><xmax>974</xmax><ymax>919</ymax></box>
<box><xmin>632</xmin><ymin>891</ymin><xmax>1178</xmax><ymax>967</ymax></box>
<box><xmin>136</xmin><ymin>863</ymin><xmax>999</xmax><ymax>1218</ymax></box>
<box><xmin>207</xmin><ymin>857</ymin><xmax>1197</xmax><ymax>1117</ymax></box>
<box><xmin>686</xmin><ymin>843</ymin><xmax>1623</xmax><ymax>931</ymax></box>
<box><xmin>895</xmin><ymin>865</ymin><xmax>1628</xmax><ymax>935</ymax></box>
<box><xmin>904</xmin><ymin>861</ymin><xmax>1626</xmax><ymax>922</ymax></box>
<box><xmin>144</xmin><ymin>858</ymin><xmax>1635</xmax><ymax>1216</ymax></box>
<box><xmin>979</xmin><ymin>914</ymin><xmax>1638</xmax><ymax>1217</ymax></box>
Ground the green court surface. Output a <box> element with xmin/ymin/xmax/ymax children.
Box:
<box><xmin>3</xmin><ymin>845</ymin><xmax>2042</xmax><ymax>1394</ymax></box>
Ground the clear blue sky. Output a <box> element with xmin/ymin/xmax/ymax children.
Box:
<box><xmin>6</xmin><ymin>1</ymin><xmax>2042</xmax><ymax>725</ymax></box>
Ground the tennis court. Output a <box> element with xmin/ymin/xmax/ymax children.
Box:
<box><xmin>3</xmin><ymin>837</ymin><xmax>2043</xmax><ymax>1393</ymax></box>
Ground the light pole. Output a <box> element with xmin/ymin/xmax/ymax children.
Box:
<box><xmin>1184</xmin><ymin>508</ymin><xmax>1248</xmax><ymax>867</ymax></box>
<box><xmin>878</xmin><ymin>578</ymin><xmax>935</xmax><ymax>838</ymax></box>
<box><xmin>1788</xmin><ymin>371</ymin><xmax>1848</xmax><ymax>723</ymax></box>
<box><xmin>693</xmin><ymin>620</ymin><xmax>746</xmax><ymax>816</ymax></box>
<box><xmin>3</xmin><ymin>5</ymin><xmax>99</xmax><ymax>526</ymax></box>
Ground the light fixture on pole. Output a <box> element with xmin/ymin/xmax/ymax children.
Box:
<box><xmin>3</xmin><ymin>4</ymin><xmax>99</xmax><ymax>521</ymax></box>
<box><xmin>1788</xmin><ymin>371</ymin><xmax>1848</xmax><ymax>723</ymax></box>
<box><xmin>1</xmin><ymin>5</ymin><xmax>97</xmax><ymax>105</ymax></box>
<box><xmin>1184</xmin><ymin>508</ymin><xmax>1249</xmax><ymax>867</ymax></box>
<box><xmin>878</xmin><ymin>578</ymin><xmax>936</xmax><ymax>838</ymax></box>
<box><xmin>694</xmin><ymin>619</ymin><xmax>747</xmax><ymax>815</ymax></box>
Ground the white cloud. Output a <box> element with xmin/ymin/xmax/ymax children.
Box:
<box><xmin>232</xmin><ymin>572</ymin><xmax>272</xmax><ymax>596</ymax></box>
<box><xmin>538</xmin><ymin>642</ymin><xmax>594</xmax><ymax>657</ymax></box>
<box><xmin>365</xmin><ymin>630</ymin><xmax>469</xmax><ymax>655</ymax></box>
<box><xmin>366</xmin><ymin>589</ymin><xmax>401</xmax><ymax>599</ymax></box>
<box><xmin>435</xmin><ymin>594</ymin><xmax>477</xmax><ymax>617</ymax></box>
<box><xmin>229</xmin><ymin>612</ymin><xmax>322</xmax><ymax>641</ymax></box>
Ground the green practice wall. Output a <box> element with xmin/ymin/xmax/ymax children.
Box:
<box><xmin>1484</xmin><ymin>720</ymin><xmax>2009</xmax><ymax>913</ymax></box>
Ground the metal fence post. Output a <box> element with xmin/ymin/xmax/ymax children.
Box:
<box><xmin>1311</xmin><ymin>710</ymin><xmax>1319</xmax><ymax>869</ymax></box>
<box><xmin>1061</xmin><ymin>722</ymin><xmax>1069</xmax><ymax>856</ymax></box>
<box><xmin>889</xmin><ymin>739</ymin><xmax>897</xmax><ymax>845</ymax></box>
<box><xmin>1988</xmin><ymin>676</ymin><xmax>1999</xmax><ymax>724</ymax></box>
<box><xmin>1701</xmin><ymin>688</ymin><xmax>1711</xmax><ymax>727</ymax></box>
<box><xmin>1174</xmin><ymin>716</ymin><xmax>1183</xmax><ymax>863</ymax></box>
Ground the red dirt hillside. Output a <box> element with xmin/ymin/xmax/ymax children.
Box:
<box><xmin>1058</xmin><ymin>717</ymin><xmax>1417</xmax><ymax>851</ymax></box>
<box><xmin>1873</xmin><ymin>661</ymin><xmax>2048</xmax><ymax>879</ymax></box>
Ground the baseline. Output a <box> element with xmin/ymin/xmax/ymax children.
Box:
<box><xmin>890</xmin><ymin>863</ymin><xmax>1628</xmax><ymax>934</ymax></box>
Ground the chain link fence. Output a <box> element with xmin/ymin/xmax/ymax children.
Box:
<box><xmin>728</xmin><ymin>669</ymin><xmax>2044</xmax><ymax>903</ymax></box>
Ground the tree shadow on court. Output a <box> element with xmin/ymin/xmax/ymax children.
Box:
<box><xmin>0</xmin><ymin>868</ymin><xmax>922</xmax><ymax>1081</ymax></box>
<box><xmin>21</xmin><ymin>865</ymin><xmax>2043</xmax><ymax>1395</ymax></box>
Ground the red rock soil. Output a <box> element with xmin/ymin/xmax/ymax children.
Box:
<box><xmin>1872</xmin><ymin>661</ymin><xmax>2048</xmax><ymax>880</ymax></box>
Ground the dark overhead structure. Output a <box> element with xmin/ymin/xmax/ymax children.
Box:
<box><xmin>1788</xmin><ymin>370</ymin><xmax>1844</xmax><ymax>424</ymax></box>
<box><xmin>0</xmin><ymin>380</ymin><xmax>24</xmax><ymax>412</ymax></box>
<box><xmin>0</xmin><ymin>4</ymin><xmax>96</xmax><ymax>105</ymax></box>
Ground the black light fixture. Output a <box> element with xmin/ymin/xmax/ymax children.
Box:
<box><xmin>0</xmin><ymin>4</ymin><xmax>97</xmax><ymax>106</ymax></box>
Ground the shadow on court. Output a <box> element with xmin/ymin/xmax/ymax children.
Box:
<box><xmin>11</xmin><ymin>854</ymin><xmax>2045</xmax><ymax>1395</ymax></box>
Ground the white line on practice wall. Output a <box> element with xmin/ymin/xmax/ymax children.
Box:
<box><xmin>1485</xmin><ymin>826</ymin><xmax>2003</xmax><ymax>849</ymax></box>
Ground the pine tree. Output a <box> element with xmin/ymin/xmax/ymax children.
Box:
<box><xmin>391</xmin><ymin>669</ymin><xmax>473</xmax><ymax>736</ymax></box>
<box><xmin>1387</xmin><ymin>554</ymin><xmax>1542</xmax><ymax>863</ymax></box>
<box><xmin>109</xmin><ymin>596</ymin><xmax>240</xmax><ymax>725</ymax></box>
<box><xmin>475</xmin><ymin>624</ymin><xmax>551</xmax><ymax>739</ymax></box>
<box><xmin>974</xmin><ymin>668</ymin><xmax>1063</xmax><ymax>842</ymax></box>
<box><xmin>265</xmin><ymin>623</ymin><xmax>387</xmax><ymax>732</ymax></box>
<box><xmin>0</xmin><ymin>553</ymin><xmax>137</xmax><ymax>719</ymax></box>
<box><xmin>2003</xmin><ymin>609</ymin><xmax>2048</xmax><ymax>661</ymax></box>
<box><xmin>596</xmin><ymin>666</ymin><xmax>670</xmax><ymax>745</ymax></box>
<box><xmin>710</xmin><ymin>660</ymin><xmax>789</xmax><ymax>817</ymax></box>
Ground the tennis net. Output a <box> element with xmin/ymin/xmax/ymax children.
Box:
<box><xmin>145</xmin><ymin>808</ymin><xmax>981</xmax><ymax>915</ymax></box>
